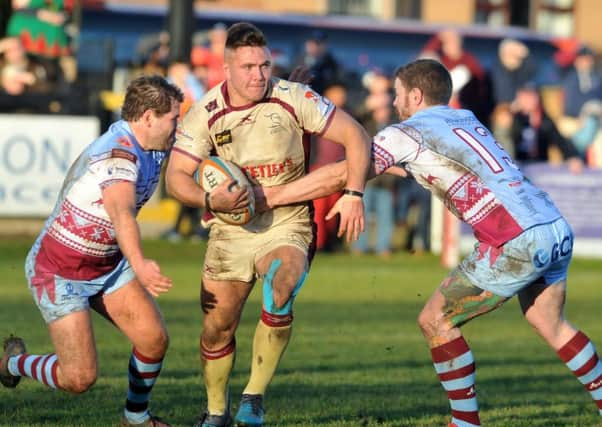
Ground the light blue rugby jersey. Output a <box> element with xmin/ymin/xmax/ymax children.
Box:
<box><xmin>372</xmin><ymin>105</ymin><xmax>562</xmax><ymax>247</ymax></box>
<box><xmin>30</xmin><ymin>120</ymin><xmax>167</xmax><ymax>279</ymax></box>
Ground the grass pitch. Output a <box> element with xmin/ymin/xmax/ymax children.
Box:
<box><xmin>1</xmin><ymin>237</ymin><xmax>601</xmax><ymax>426</ymax></box>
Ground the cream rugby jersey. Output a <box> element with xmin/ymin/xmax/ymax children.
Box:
<box><xmin>173</xmin><ymin>78</ymin><xmax>336</xmax><ymax>231</ymax></box>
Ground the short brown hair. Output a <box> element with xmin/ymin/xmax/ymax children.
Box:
<box><xmin>121</xmin><ymin>75</ymin><xmax>183</xmax><ymax>122</ymax></box>
<box><xmin>225</xmin><ymin>22</ymin><xmax>267</xmax><ymax>50</ymax></box>
<box><xmin>395</xmin><ymin>59</ymin><xmax>452</xmax><ymax>106</ymax></box>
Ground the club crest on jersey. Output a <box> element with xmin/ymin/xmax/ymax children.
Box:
<box><xmin>205</xmin><ymin>100</ymin><xmax>218</xmax><ymax>112</ymax></box>
<box><xmin>265</xmin><ymin>112</ymin><xmax>284</xmax><ymax>134</ymax></box>
<box><xmin>215</xmin><ymin>130</ymin><xmax>232</xmax><ymax>146</ymax></box>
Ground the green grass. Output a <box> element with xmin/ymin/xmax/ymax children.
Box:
<box><xmin>1</xmin><ymin>237</ymin><xmax>601</xmax><ymax>426</ymax></box>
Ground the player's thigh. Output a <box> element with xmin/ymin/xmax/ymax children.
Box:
<box><xmin>48</xmin><ymin>310</ymin><xmax>97</xmax><ymax>377</ymax></box>
<box><xmin>201</xmin><ymin>277</ymin><xmax>254</xmax><ymax>330</ymax></box>
<box><xmin>518</xmin><ymin>219</ymin><xmax>573</xmax><ymax>326</ymax></box>
<box><xmin>518</xmin><ymin>279</ymin><xmax>567</xmax><ymax>330</ymax></box>
<box><xmin>91</xmin><ymin>279</ymin><xmax>168</xmax><ymax>356</ymax></box>
<box><xmin>422</xmin><ymin>268</ymin><xmax>508</xmax><ymax>331</ymax></box>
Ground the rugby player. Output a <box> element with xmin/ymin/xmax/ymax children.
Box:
<box><xmin>165</xmin><ymin>22</ymin><xmax>371</xmax><ymax>427</ymax></box>
<box><xmin>259</xmin><ymin>59</ymin><xmax>602</xmax><ymax>426</ymax></box>
<box><xmin>0</xmin><ymin>75</ymin><xmax>184</xmax><ymax>427</ymax></box>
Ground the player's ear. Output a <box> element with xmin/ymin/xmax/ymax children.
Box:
<box><xmin>141</xmin><ymin>109</ymin><xmax>155</xmax><ymax>128</ymax></box>
<box><xmin>411</xmin><ymin>87</ymin><xmax>423</xmax><ymax>105</ymax></box>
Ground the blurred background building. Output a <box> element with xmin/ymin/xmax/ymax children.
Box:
<box><xmin>1</xmin><ymin>0</ymin><xmax>602</xmax><ymax>258</ymax></box>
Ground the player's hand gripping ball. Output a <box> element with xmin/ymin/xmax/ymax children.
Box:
<box><xmin>198</xmin><ymin>157</ymin><xmax>256</xmax><ymax>225</ymax></box>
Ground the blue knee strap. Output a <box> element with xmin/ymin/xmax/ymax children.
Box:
<box><xmin>262</xmin><ymin>259</ymin><xmax>307</xmax><ymax>315</ymax></box>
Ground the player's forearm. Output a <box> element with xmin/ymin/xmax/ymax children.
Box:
<box><xmin>267</xmin><ymin>161</ymin><xmax>347</xmax><ymax>207</ymax></box>
<box><xmin>343</xmin><ymin>128</ymin><xmax>371</xmax><ymax>193</ymax></box>
<box><xmin>165</xmin><ymin>169</ymin><xmax>207</xmax><ymax>209</ymax></box>
<box><xmin>110</xmin><ymin>206</ymin><xmax>145</xmax><ymax>270</ymax></box>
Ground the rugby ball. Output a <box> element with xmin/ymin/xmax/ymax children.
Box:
<box><xmin>198</xmin><ymin>157</ymin><xmax>256</xmax><ymax>225</ymax></box>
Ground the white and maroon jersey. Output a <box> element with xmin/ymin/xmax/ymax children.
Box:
<box><xmin>373</xmin><ymin>105</ymin><xmax>562</xmax><ymax>247</ymax></box>
<box><xmin>31</xmin><ymin>120</ymin><xmax>166</xmax><ymax>280</ymax></box>
<box><xmin>173</xmin><ymin>78</ymin><xmax>336</xmax><ymax>231</ymax></box>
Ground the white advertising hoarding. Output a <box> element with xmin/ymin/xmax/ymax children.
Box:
<box><xmin>0</xmin><ymin>114</ymin><xmax>100</xmax><ymax>216</ymax></box>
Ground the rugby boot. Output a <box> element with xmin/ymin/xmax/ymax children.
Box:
<box><xmin>234</xmin><ymin>394</ymin><xmax>264</xmax><ymax>427</ymax></box>
<box><xmin>0</xmin><ymin>334</ymin><xmax>26</xmax><ymax>388</ymax></box>
<box><xmin>120</xmin><ymin>414</ymin><xmax>171</xmax><ymax>427</ymax></box>
<box><xmin>194</xmin><ymin>411</ymin><xmax>232</xmax><ymax>427</ymax></box>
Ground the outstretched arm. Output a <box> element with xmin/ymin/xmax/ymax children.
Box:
<box><xmin>260</xmin><ymin>160</ymin><xmax>348</xmax><ymax>208</ymax></box>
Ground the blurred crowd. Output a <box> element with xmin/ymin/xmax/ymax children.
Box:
<box><xmin>1</xmin><ymin>7</ymin><xmax>601</xmax><ymax>254</ymax></box>
<box><xmin>0</xmin><ymin>0</ymin><xmax>76</xmax><ymax>112</ymax></box>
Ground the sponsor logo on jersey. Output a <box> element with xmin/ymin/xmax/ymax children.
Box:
<box><xmin>205</xmin><ymin>100</ymin><xmax>218</xmax><ymax>112</ymax></box>
<box><xmin>533</xmin><ymin>249</ymin><xmax>549</xmax><ymax>268</ymax></box>
<box><xmin>243</xmin><ymin>158</ymin><xmax>295</xmax><ymax>179</ymax></box>
<box><xmin>551</xmin><ymin>235</ymin><xmax>572</xmax><ymax>262</ymax></box>
<box><xmin>61</xmin><ymin>282</ymin><xmax>79</xmax><ymax>301</ymax></box>
<box><xmin>215</xmin><ymin>130</ymin><xmax>232</xmax><ymax>146</ymax></box>
<box><xmin>475</xmin><ymin>126</ymin><xmax>489</xmax><ymax>137</ymax></box>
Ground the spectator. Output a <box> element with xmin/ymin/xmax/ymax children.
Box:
<box><xmin>191</xmin><ymin>44</ymin><xmax>211</xmax><ymax>87</ymax></box>
<box><xmin>0</xmin><ymin>36</ymin><xmax>59</xmax><ymax>95</ymax></box>
<box><xmin>353</xmin><ymin>71</ymin><xmax>396</xmax><ymax>257</ymax></box>
<box><xmin>166</xmin><ymin>60</ymin><xmax>205</xmax><ymax>116</ymax></box>
<box><xmin>162</xmin><ymin>59</ymin><xmax>207</xmax><ymax>243</ymax></box>
<box><xmin>561</xmin><ymin>46</ymin><xmax>602</xmax><ymax>118</ymax></box>
<box><xmin>134</xmin><ymin>31</ymin><xmax>170</xmax><ymax>77</ymax></box>
<box><xmin>510</xmin><ymin>81</ymin><xmax>583</xmax><ymax>173</ymax></box>
<box><xmin>309</xmin><ymin>81</ymin><xmax>347</xmax><ymax>251</ymax></box>
<box><xmin>7</xmin><ymin>0</ymin><xmax>71</xmax><ymax>58</ymax></box>
<box><xmin>297</xmin><ymin>30</ymin><xmax>341</xmax><ymax>95</ymax></box>
<box><xmin>395</xmin><ymin>178</ymin><xmax>431</xmax><ymax>253</ymax></box>
<box><xmin>569</xmin><ymin>100</ymin><xmax>602</xmax><ymax>162</ymax></box>
<box><xmin>1</xmin><ymin>1</ymin><xmax>12</xmax><ymax>37</ymax></box>
<box><xmin>270</xmin><ymin>48</ymin><xmax>291</xmax><ymax>79</ymax></box>
<box><xmin>491</xmin><ymin>38</ymin><xmax>537</xmax><ymax>105</ymax></box>
<box><xmin>205</xmin><ymin>22</ymin><xmax>227</xmax><ymax>89</ymax></box>
<box><xmin>421</xmin><ymin>28</ymin><xmax>489</xmax><ymax>123</ymax></box>
<box><xmin>7</xmin><ymin>0</ymin><xmax>73</xmax><ymax>83</ymax></box>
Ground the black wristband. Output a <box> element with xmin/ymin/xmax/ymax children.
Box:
<box><xmin>204</xmin><ymin>192</ymin><xmax>212</xmax><ymax>210</ymax></box>
<box><xmin>343</xmin><ymin>189</ymin><xmax>364</xmax><ymax>198</ymax></box>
